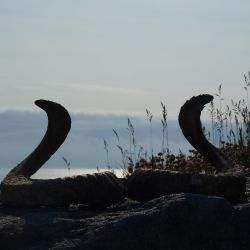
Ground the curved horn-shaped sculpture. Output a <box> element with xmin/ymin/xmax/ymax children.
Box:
<box><xmin>0</xmin><ymin>100</ymin><xmax>125</xmax><ymax>207</ymax></box>
<box><xmin>178</xmin><ymin>94</ymin><xmax>235</xmax><ymax>171</ymax></box>
<box><xmin>6</xmin><ymin>100</ymin><xmax>71</xmax><ymax>178</ymax></box>
<box><xmin>127</xmin><ymin>95</ymin><xmax>245</xmax><ymax>203</ymax></box>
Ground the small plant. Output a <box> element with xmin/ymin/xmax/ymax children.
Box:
<box><xmin>62</xmin><ymin>157</ymin><xmax>71</xmax><ymax>176</ymax></box>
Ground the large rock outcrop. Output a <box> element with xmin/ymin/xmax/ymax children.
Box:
<box><xmin>1</xmin><ymin>193</ymin><xmax>250</xmax><ymax>250</ymax></box>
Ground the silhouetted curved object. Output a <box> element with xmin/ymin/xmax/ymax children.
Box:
<box><xmin>6</xmin><ymin>100</ymin><xmax>71</xmax><ymax>178</ymax></box>
<box><xmin>127</xmin><ymin>95</ymin><xmax>246</xmax><ymax>203</ymax></box>
<box><xmin>0</xmin><ymin>100</ymin><xmax>125</xmax><ymax>207</ymax></box>
<box><xmin>127</xmin><ymin>168</ymin><xmax>246</xmax><ymax>203</ymax></box>
<box><xmin>178</xmin><ymin>94</ymin><xmax>235</xmax><ymax>171</ymax></box>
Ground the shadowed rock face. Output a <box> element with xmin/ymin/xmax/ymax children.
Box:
<box><xmin>1</xmin><ymin>193</ymin><xmax>250</xmax><ymax>250</ymax></box>
<box><xmin>0</xmin><ymin>100</ymin><xmax>126</xmax><ymax>207</ymax></box>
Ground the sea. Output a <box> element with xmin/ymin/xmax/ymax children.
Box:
<box><xmin>0</xmin><ymin>167</ymin><xmax>124</xmax><ymax>182</ymax></box>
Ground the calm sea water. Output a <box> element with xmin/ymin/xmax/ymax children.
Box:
<box><xmin>0</xmin><ymin>167</ymin><xmax>124</xmax><ymax>182</ymax></box>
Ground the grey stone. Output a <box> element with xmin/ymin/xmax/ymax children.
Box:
<box><xmin>1</xmin><ymin>193</ymin><xmax>250</xmax><ymax>250</ymax></box>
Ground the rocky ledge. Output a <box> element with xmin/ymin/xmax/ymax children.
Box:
<box><xmin>1</xmin><ymin>193</ymin><xmax>250</xmax><ymax>250</ymax></box>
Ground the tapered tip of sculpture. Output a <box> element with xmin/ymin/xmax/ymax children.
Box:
<box><xmin>178</xmin><ymin>93</ymin><xmax>237</xmax><ymax>171</ymax></box>
<box><xmin>35</xmin><ymin>99</ymin><xmax>50</xmax><ymax>109</ymax></box>
<box><xmin>35</xmin><ymin>99</ymin><xmax>69</xmax><ymax>113</ymax></box>
<box><xmin>179</xmin><ymin>94</ymin><xmax>213</xmax><ymax>115</ymax></box>
<box><xmin>2</xmin><ymin>99</ymin><xmax>71</xmax><ymax>179</ymax></box>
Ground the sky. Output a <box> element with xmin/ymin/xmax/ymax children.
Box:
<box><xmin>0</xmin><ymin>1</ymin><xmax>250</xmax><ymax>174</ymax></box>
<box><xmin>0</xmin><ymin>0</ymin><xmax>250</xmax><ymax>115</ymax></box>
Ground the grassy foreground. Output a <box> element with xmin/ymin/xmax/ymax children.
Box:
<box><xmin>103</xmin><ymin>72</ymin><xmax>250</xmax><ymax>177</ymax></box>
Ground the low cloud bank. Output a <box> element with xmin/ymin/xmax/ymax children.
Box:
<box><xmin>0</xmin><ymin>111</ymin><xmax>192</xmax><ymax>169</ymax></box>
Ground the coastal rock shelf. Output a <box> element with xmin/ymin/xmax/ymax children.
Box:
<box><xmin>1</xmin><ymin>193</ymin><xmax>250</xmax><ymax>250</ymax></box>
<box><xmin>246</xmin><ymin>175</ymin><xmax>250</xmax><ymax>201</ymax></box>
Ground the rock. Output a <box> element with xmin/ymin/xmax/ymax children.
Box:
<box><xmin>1</xmin><ymin>193</ymin><xmax>250</xmax><ymax>249</ymax></box>
<box><xmin>127</xmin><ymin>169</ymin><xmax>246</xmax><ymax>203</ymax></box>
<box><xmin>0</xmin><ymin>216</ymin><xmax>25</xmax><ymax>236</ymax></box>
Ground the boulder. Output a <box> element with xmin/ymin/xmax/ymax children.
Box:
<box><xmin>1</xmin><ymin>193</ymin><xmax>250</xmax><ymax>249</ymax></box>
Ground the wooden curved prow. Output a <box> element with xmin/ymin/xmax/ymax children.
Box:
<box><xmin>178</xmin><ymin>94</ymin><xmax>235</xmax><ymax>171</ymax></box>
<box><xmin>5</xmin><ymin>100</ymin><xmax>71</xmax><ymax>178</ymax></box>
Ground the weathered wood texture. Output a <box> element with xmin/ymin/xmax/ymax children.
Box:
<box><xmin>127</xmin><ymin>169</ymin><xmax>246</xmax><ymax>203</ymax></box>
<box><xmin>0</xmin><ymin>172</ymin><xmax>126</xmax><ymax>207</ymax></box>
<box><xmin>0</xmin><ymin>100</ymin><xmax>126</xmax><ymax>207</ymax></box>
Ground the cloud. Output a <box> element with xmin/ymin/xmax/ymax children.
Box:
<box><xmin>0</xmin><ymin>110</ymin><xmax>192</xmax><ymax>173</ymax></box>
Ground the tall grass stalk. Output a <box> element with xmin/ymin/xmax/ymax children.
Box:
<box><xmin>113</xmin><ymin>129</ymin><xmax>127</xmax><ymax>168</ymax></box>
<box><xmin>215</xmin><ymin>84</ymin><xmax>224</xmax><ymax>147</ymax></box>
<box><xmin>208</xmin><ymin>101</ymin><xmax>216</xmax><ymax>144</ymax></box>
<box><xmin>103</xmin><ymin>139</ymin><xmax>111</xmax><ymax>169</ymax></box>
<box><xmin>62</xmin><ymin>157</ymin><xmax>71</xmax><ymax>176</ymax></box>
<box><xmin>127</xmin><ymin>118</ymin><xmax>136</xmax><ymax>166</ymax></box>
<box><xmin>161</xmin><ymin>102</ymin><xmax>169</xmax><ymax>156</ymax></box>
<box><xmin>244</xmin><ymin>71</ymin><xmax>250</xmax><ymax>110</ymax></box>
<box><xmin>146</xmin><ymin>109</ymin><xmax>153</xmax><ymax>158</ymax></box>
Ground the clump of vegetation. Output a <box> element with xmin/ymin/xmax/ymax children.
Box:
<box><xmin>104</xmin><ymin>72</ymin><xmax>250</xmax><ymax>176</ymax></box>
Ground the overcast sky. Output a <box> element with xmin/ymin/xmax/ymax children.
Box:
<box><xmin>0</xmin><ymin>1</ymin><xmax>250</xmax><ymax>178</ymax></box>
<box><xmin>1</xmin><ymin>0</ymin><xmax>250</xmax><ymax>116</ymax></box>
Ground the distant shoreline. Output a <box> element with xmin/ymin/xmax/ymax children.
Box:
<box><xmin>0</xmin><ymin>167</ymin><xmax>124</xmax><ymax>182</ymax></box>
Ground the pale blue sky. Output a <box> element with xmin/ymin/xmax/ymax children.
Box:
<box><xmin>0</xmin><ymin>1</ymin><xmax>250</xmax><ymax>175</ymax></box>
<box><xmin>0</xmin><ymin>0</ymin><xmax>250</xmax><ymax>117</ymax></box>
